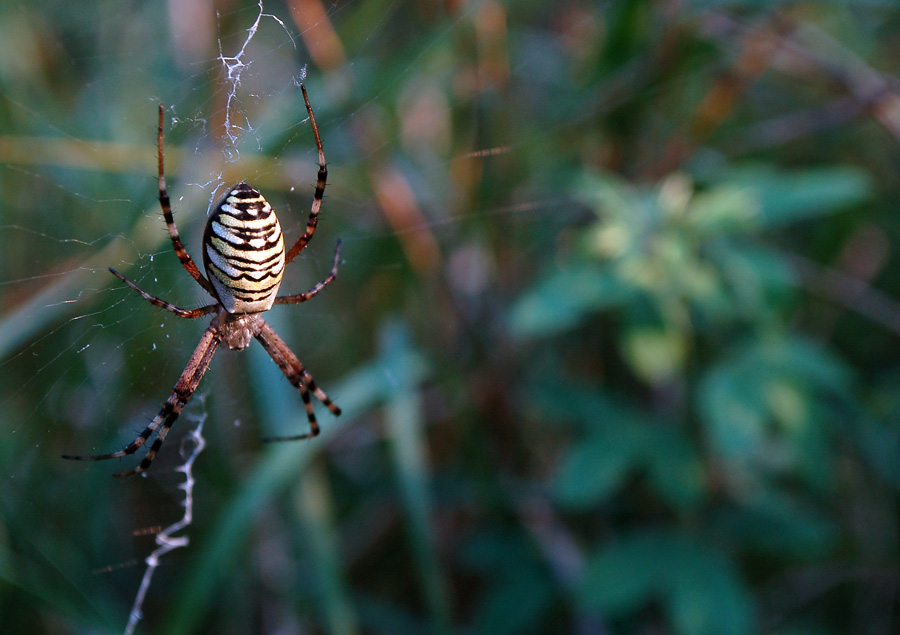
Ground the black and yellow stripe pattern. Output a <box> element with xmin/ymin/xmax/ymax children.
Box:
<box><xmin>202</xmin><ymin>182</ymin><xmax>286</xmax><ymax>314</ymax></box>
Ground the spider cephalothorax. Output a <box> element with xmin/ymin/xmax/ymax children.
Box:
<box><xmin>62</xmin><ymin>84</ymin><xmax>341</xmax><ymax>476</ymax></box>
<box><xmin>216</xmin><ymin>312</ymin><xmax>262</xmax><ymax>351</ymax></box>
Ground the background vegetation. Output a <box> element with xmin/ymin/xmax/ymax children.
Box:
<box><xmin>2</xmin><ymin>0</ymin><xmax>900</xmax><ymax>633</ymax></box>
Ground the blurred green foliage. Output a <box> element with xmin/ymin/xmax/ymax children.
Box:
<box><xmin>2</xmin><ymin>0</ymin><xmax>900</xmax><ymax>634</ymax></box>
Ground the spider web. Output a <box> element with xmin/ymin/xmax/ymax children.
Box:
<box><xmin>0</xmin><ymin>2</ymin><xmax>352</xmax><ymax>473</ymax></box>
<box><xmin>0</xmin><ymin>0</ymin><xmax>527</xmax><ymax>479</ymax></box>
<box><xmin>0</xmin><ymin>0</ymin><xmax>559</xmax><ymax>631</ymax></box>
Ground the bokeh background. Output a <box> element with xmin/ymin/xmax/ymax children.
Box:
<box><xmin>2</xmin><ymin>0</ymin><xmax>900</xmax><ymax>633</ymax></box>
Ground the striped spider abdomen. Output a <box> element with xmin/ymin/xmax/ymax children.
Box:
<box><xmin>202</xmin><ymin>182</ymin><xmax>286</xmax><ymax>314</ymax></box>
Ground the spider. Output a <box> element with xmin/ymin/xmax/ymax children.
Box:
<box><xmin>62</xmin><ymin>84</ymin><xmax>341</xmax><ymax>477</ymax></box>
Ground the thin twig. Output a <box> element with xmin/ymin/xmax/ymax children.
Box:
<box><xmin>787</xmin><ymin>252</ymin><xmax>900</xmax><ymax>337</ymax></box>
<box><xmin>703</xmin><ymin>12</ymin><xmax>900</xmax><ymax>144</ymax></box>
<box><xmin>728</xmin><ymin>94</ymin><xmax>867</xmax><ymax>154</ymax></box>
<box><xmin>647</xmin><ymin>11</ymin><xmax>794</xmax><ymax>178</ymax></box>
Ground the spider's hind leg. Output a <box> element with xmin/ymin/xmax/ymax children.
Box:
<box><xmin>263</xmin><ymin>380</ymin><xmax>320</xmax><ymax>443</ymax></box>
<box><xmin>113</xmin><ymin>391</ymin><xmax>188</xmax><ymax>477</ymax></box>
<box><xmin>297</xmin><ymin>367</ymin><xmax>341</xmax><ymax>416</ymax></box>
<box><xmin>254</xmin><ymin>319</ymin><xmax>341</xmax><ymax>442</ymax></box>
<box><xmin>62</xmin><ymin>386</ymin><xmax>190</xmax><ymax>476</ymax></box>
<box><xmin>62</xmin><ymin>324</ymin><xmax>220</xmax><ymax>476</ymax></box>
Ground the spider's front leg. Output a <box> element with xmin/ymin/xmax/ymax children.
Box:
<box><xmin>285</xmin><ymin>84</ymin><xmax>328</xmax><ymax>264</ymax></box>
<box><xmin>156</xmin><ymin>103</ymin><xmax>217</xmax><ymax>298</ymax></box>
<box><xmin>274</xmin><ymin>240</ymin><xmax>341</xmax><ymax>306</ymax></box>
<box><xmin>109</xmin><ymin>268</ymin><xmax>218</xmax><ymax>319</ymax></box>
<box><xmin>62</xmin><ymin>324</ymin><xmax>220</xmax><ymax>476</ymax></box>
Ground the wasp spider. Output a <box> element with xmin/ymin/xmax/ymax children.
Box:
<box><xmin>62</xmin><ymin>85</ymin><xmax>341</xmax><ymax>477</ymax></box>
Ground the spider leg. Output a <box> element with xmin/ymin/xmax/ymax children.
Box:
<box><xmin>285</xmin><ymin>84</ymin><xmax>327</xmax><ymax>264</ymax></box>
<box><xmin>62</xmin><ymin>324</ymin><xmax>220</xmax><ymax>476</ymax></box>
<box><xmin>156</xmin><ymin>103</ymin><xmax>217</xmax><ymax>298</ymax></box>
<box><xmin>274</xmin><ymin>240</ymin><xmax>341</xmax><ymax>305</ymax></box>
<box><xmin>265</xmin><ymin>375</ymin><xmax>320</xmax><ymax>442</ymax></box>
<box><xmin>254</xmin><ymin>319</ymin><xmax>341</xmax><ymax>442</ymax></box>
<box><xmin>109</xmin><ymin>268</ymin><xmax>218</xmax><ymax>318</ymax></box>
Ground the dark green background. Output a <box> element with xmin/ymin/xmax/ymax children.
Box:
<box><xmin>1</xmin><ymin>1</ymin><xmax>899</xmax><ymax>633</ymax></box>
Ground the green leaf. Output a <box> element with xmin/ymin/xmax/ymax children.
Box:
<box><xmin>508</xmin><ymin>266</ymin><xmax>633</xmax><ymax>339</ymax></box>
<box><xmin>576</xmin><ymin>170</ymin><xmax>638</xmax><ymax>220</ymax></box>
<box><xmin>644</xmin><ymin>429</ymin><xmax>707</xmax><ymax>510</ymax></box>
<box><xmin>697</xmin><ymin>363</ymin><xmax>770</xmax><ymax>461</ymax></box>
<box><xmin>851</xmin><ymin>414</ymin><xmax>900</xmax><ymax>494</ymax></box>
<box><xmin>554</xmin><ymin>434</ymin><xmax>639</xmax><ymax>508</ymax></box>
<box><xmin>726</xmin><ymin>166</ymin><xmax>872</xmax><ymax>228</ymax></box>
<box><xmin>528</xmin><ymin>381</ymin><xmax>639</xmax><ymax>432</ymax></box>
<box><xmin>697</xmin><ymin>334</ymin><xmax>854</xmax><ymax>489</ymax></box>
<box><xmin>474</xmin><ymin>569</ymin><xmax>554</xmax><ymax>635</ymax></box>
<box><xmin>544</xmin><ymin>384</ymin><xmax>706</xmax><ymax>509</ymax></box>
<box><xmin>459</xmin><ymin>531</ymin><xmax>555</xmax><ymax>634</ymax></box>
<box><xmin>581</xmin><ymin>530</ymin><xmax>755</xmax><ymax>635</ymax></box>
<box><xmin>707</xmin><ymin>240</ymin><xmax>795</xmax><ymax>318</ymax></box>
<box><xmin>685</xmin><ymin>184</ymin><xmax>758</xmax><ymax>237</ymax></box>
<box><xmin>620</xmin><ymin>325</ymin><xmax>689</xmax><ymax>383</ymax></box>
<box><xmin>710</xmin><ymin>494</ymin><xmax>838</xmax><ymax>559</ymax></box>
<box><xmin>381</xmin><ymin>322</ymin><xmax>451</xmax><ymax>633</ymax></box>
<box><xmin>665</xmin><ymin>547</ymin><xmax>754</xmax><ymax>635</ymax></box>
<box><xmin>580</xmin><ymin>531</ymin><xmax>666</xmax><ymax>615</ymax></box>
